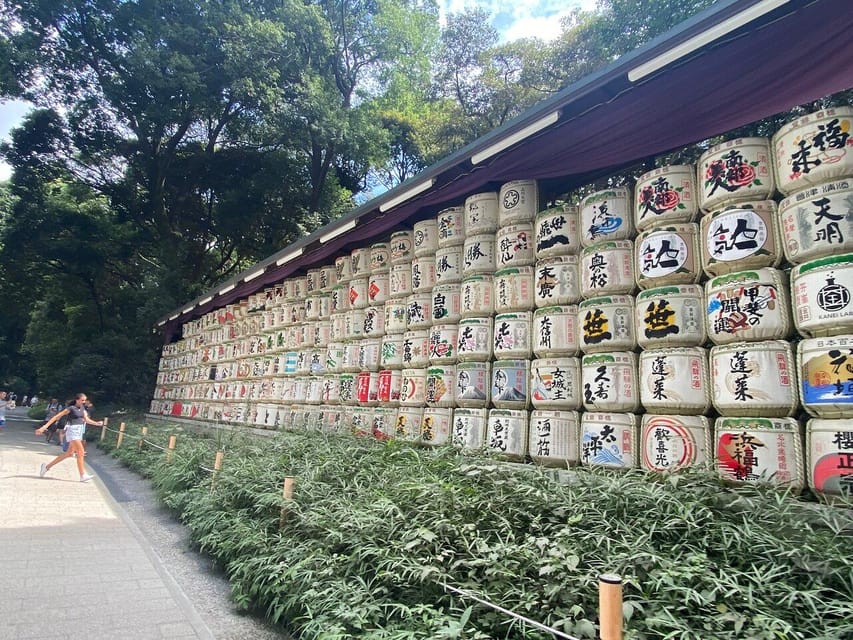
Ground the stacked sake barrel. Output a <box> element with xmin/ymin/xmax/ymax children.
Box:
<box><xmin>774</xmin><ymin>108</ymin><xmax>853</xmax><ymax>498</ymax></box>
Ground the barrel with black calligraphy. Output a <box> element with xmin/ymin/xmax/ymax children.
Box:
<box><xmin>530</xmin><ymin>358</ymin><xmax>581</xmax><ymax>410</ymax></box>
<box><xmin>319</xmin><ymin>265</ymin><xmax>337</xmax><ymax>293</ymax></box>
<box><xmin>641</xmin><ymin>414</ymin><xmax>711</xmax><ymax>473</ymax></box>
<box><xmin>464</xmin><ymin>192</ymin><xmax>500</xmax><ymax>234</ymax></box>
<box><xmin>436</xmin><ymin>206</ymin><xmax>465</xmax><ymax>248</ymax></box>
<box><xmin>380</xmin><ymin>334</ymin><xmax>404</xmax><ymax>369</ymax></box>
<box><xmin>578</xmin><ymin>296</ymin><xmax>635</xmax><ymax>354</ymax></box>
<box><xmin>710</xmin><ymin>341</ymin><xmax>798</xmax><ymax>417</ymax></box>
<box><xmin>581</xmin><ymin>187</ymin><xmax>634</xmax><ymax>246</ymax></box>
<box><xmin>389</xmin><ymin>262</ymin><xmax>413</xmax><ymax>299</ymax></box>
<box><xmin>636</xmin><ymin>223</ymin><xmax>701</xmax><ymax>289</ymax></box>
<box><xmin>428</xmin><ymin>324</ymin><xmax>458</xmax><ymax>364</ymax></box>
<box><xmin>580</xmin><ymin>412</ymin><xmax>638</xmax><ymax>469</ymax></box>
<box><xmin>493</xmin><ymin>312</ymin><xmax>533</xmax><ymax>360</ymax></box>
<box><xmin>533</xmin><ymin>305</ymin><xmax>580</xmax><ymax>357</ymax></box>
<box><xmin>432</xmin><ymin>283</ymin><xmax>462</xmax><ymax>324</ymax></box>
<box><xmin>635</xmin><ymin>285</ymin><xmax>706</xmax><ymax>349</ymax></box>
<box><xmin>421</xmin><ymin>407</ymin><xmax>453</xmax><ymax>445</ymax></box>
<box><xmin>411</xmin><ymin>256</ymin><xmax>437</xmax><ymax>293</ymax></box>
<box><xmin>456</xmin><ymin>317</ymin><xmax>493</xmax><ymax>362</ymax></box>
<box><xmin>451</xmin><ymin>408</ymin><xmax>488</xmax><ymax>451</ymax></box>
<box><xmin>581</xmin><ymin>351</ymin><xmax>640</xmax><ymax>413</ymax></box>
<box><xmin>390</xmin><ymin>230</ymin><xmax>414</xmax><ymax>265</ymax></box>
<box><xmin>400</xmin><ymin>369</ymin><xmax>426</xmax><ymax>407</ymax></box>
<box><xmin>705</xmin><ymin>268</ymin><xmax>792</xmax><ymax>344</ymax></box>
<box><xmin>494</xmin><ymin>267</ymin><xmax>535</xmax><ymax>312</ymax></box>
<box><xmin>455</xmin><ymin>361</ymin><xmax>491</xmax><ymax>407</ymax></box>
<box><xmin>699</xmin><ymin>201</ymin><xmax>782</xmax><ymax>277</ymax></box>
<box><xmin>790</xmin><ymin>253</ymin><xmax>853</xmax><ymax>338</ymax></box>
<box><xmin>394</xmin><ymin>407</ymin><xmax>423</xmax><ymax>442</ymax></box>
<box><xmin>634</xmin><ymin>165</ymin><xmax>698</xmax><ymax>231</ymax></box>
<box><xmin>486</xmin><ymin>409</ymin><xmax>529</xmax><ymax>461</ymax></box>
<box><xmin>401</xmin><ymin>330</ymin><xmax>429</xmax><ymax>368</ymax></box>
<box><xmin>406</xmin><ymin>293</ymin><xmax>432</xmax><ymax>330</ymax></box>
<box><xmin>425</xmin><ymin>366</ymin><xmax>455</xmax><ymax>408</ymax></box>
<box><xmin>714</xmin><ymin>417</ymin><xmax>805</xmax><ymax>489</ymax></box>
<box><xmin>698</xmin><ymin>137</ymin><xmax>775</xmax><ymax>212</ymax></box>
<box><xmin>580</xmin><ymin>240</ymin><xmax>636</xmax><ymax>299</ymax></box>
<box><xmin>491</xmin><ymin>359</ymin><xmax>530</xmax><ymax>409</ymax></box>
<box><xmin>461</xmin><ymin>275</ymin><xmax>495</xmax><ymax>317</ymax></box>
<box><xmin>806</xmin><ymin>418</ymin><xmax>853</xmax><ymax>498</ymax></box>
<box><xmin>463</xmin><ymin>233</ymin><xmax>497</xmax><ymax>276</ymax></box>
<box><xmin>495</xmin><ymin>222</ymin><xmax>536</xmax><ymax>269</ymax></box>
<box><xmin>535</xmin><ymin>205</ymin><xmax>580</xmax><ymax>259</ymax></box>
<box><xmin>335</xmin><ymin>254</ymin><xmax>353</xmax><ymax>283</ymax></box>
<box><xmin>772</xmin><ymin>107</ymin><xmax>853</xmax><ymax>196</ymax></box>
<box><xmin>779</xmin><ymin>179</ymin><xmax>853</xmax><ymax>264</ymax></box>
<box><xmin>434</xmin><ymin>245</ymin><xmax>463</xmax><ymax>284</ymax></box>
<box><xmin>362</xmin><ymin>306</ymin><xmax>384</xmax><ymax>338</ymax></box>
<box><xmin>529</xmin><ymin>410</ymin><xmax>580</xmax><ymax>467</ymax></box>
<box><xmin>535</xmin><ymin>256</ymin><xmax>581</xmax><ymax>307</ymax></box>
<box><xmin>414</xmin><ymin>218</ymin><xmax>438</xmax><ymax>257</ymax></box>
<box><xmin>370</xmin><ymin>242</ymin><xmax>391</xmax><ymax>272</ymax></box>
<box><xmin>639</xmin><ymin>347</ymin><xmax>711</xmax><ymax>415</ymax></box>
<box><xmin>350</xmin><ymin>247</ymin><xmax>371</xmax><ymax>278</ymax></box>
<box><xmin>499</xmin><ymin>179</ymin><xmax>539</xmax><ymax>226</ymax></box>
<box><xmin>384</xmin><ymin>300</ymin><xmax>408</xmax><ymax>335</ymax></box>
<box><xmin>797</xmin><ymin>335</ymin><xmax>853</xmax><ymax>419</ymax></box>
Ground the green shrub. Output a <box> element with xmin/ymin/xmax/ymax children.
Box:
<box><xmin>98</xmin><ymin>420</ymin><xmax>853</xmax><ymax>640</ymax></box>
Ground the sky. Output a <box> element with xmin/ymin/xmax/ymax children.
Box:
<box><xmin>0</xmin><ymin>0</ymin><xmax>597</xmax><ymax>181</ymax></box>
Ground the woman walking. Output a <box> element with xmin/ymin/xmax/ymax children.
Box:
<box><xmin>35</xmin><ymin>393</ymin><xmax>104</xmax><ymax>482</ymax></box>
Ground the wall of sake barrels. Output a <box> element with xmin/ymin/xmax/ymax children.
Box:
<box><xmin>150</xmin><ymin>107</ymin><xmax>853</xmax><ymax>499</ymax></box>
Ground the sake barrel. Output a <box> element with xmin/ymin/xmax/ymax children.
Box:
<box><xmin>493</xmin><ymin>312</ymin><xmax>532</xmax><ymax>360</ymax></box>
<box><xmin>326</xmin><ymin>342</ymin><xmax>345</xmax><ymax>373</ymax></box>
<box><xmin>384</xmin><ymin>300</ymin><xmax>408</xmax><ymax>334</ymax></box>
<box><xmin>400</xmin><ymin>369</ymin><xmax>426</xmax><ymax>406</ymax></box>
<box><xmin>710</xmin><ymin>341</ymin><xmax>798</xmax><ymax>417</ymax></box>
<box><xmin>367</xmin><ymin>271</ymin><xmax>390</xmax><ymax>305</ymax></box>
<box><xmin>426</xmin><ymin>365</ymin><xmax>455</xmax><ymax>407</ymax></box>
<box><xmin>700</xmin><ymin>201</ymin><xmax>782</xmax><ymax>277</ymax></box>
<box><xmin>457</xmin><ymin>317</ymin><xmax>494</xmax><ymax>362</ymax></box>
<box><xmin>356</xmin><ymin>371</ymin><xmax>380</xmax><ymax>406</ymax></box>
<box><xmin>319</xmin><ymin>265</ymin><xmax>337</xmax><ymax>292</ymax></box>
<box><xmin>378</xmin><ymin>369</ymin><xmax>403</xmax><ymax>405</ymax></box>
<box><xmin>641</xmin><ymin>414</ymin><xmax>711</xmax><ymax>473</ymax></box>
<box><xmin>778</xmin><ymin>179</ymin><xmax>853</xmax><ymax>265</ymax></box>
<box><xmin>462</xmin><ymin>233</ymin><xmax>497</xmax><ymax>276</ymax></box>
<box><xmin>341</xmin><ymin>341</ymin><xmax>361</xmax><ymax>373</ymax></box>
<box><xmin>339</xmin><ymin>373</ymin><xmax>356</xmax><ymax>404</ymax></box>
<box><xmin>358</xmin><ymin>338</ymin><xmax>381</xmax><ymax>372</ymax></box>
<box><xmin>491</xmin><ymin>359</ymin><xmax>530</xmax><ymax>409</ymax></box>
<box><xmin>455</xmin><ymin>361</ymin><xmax>491</xmax><ymax>407</ymax></box>
<box><xmin>428</xmin><ymin>324</ymin><xmax>458</xmax><ymax>364</ymax></box>
<box><xmin>529</xmin><ymin>410</ymin><xmax>580</xmax><ymax>467</ymax></box>
<box><xmin>533</xmin><ymin>305</ymin><xmax>580</xmax><ymax>357</ymax></box>
<box><xmin>698</xmin><ymin>137</ymin><xmax>776</xmax><ymax>212</ymax></box>
<box><xmin>798</xmin><ymin>335</ymin><xmax>853</xmax><ymax>418</ymax></box>
<box><xmin>772</xmin><ymin>107</ymin><xmax>853</xmax><ymax>196</ymax></box>
<box><xmin>495</xmin><ymin>222</ymin><xmax>536</xmax><ymax>268</ymax></box>
<box><xmin>305</xmin><ymin>268</ymin><xmax>321</xmax><ymax>294</ymax></box>
<box><xmin>389</xmin><ymin>262</ymin><xmax>413</xmax><ymax>299</ymax></box>
<box><xmin>370</xmin><ymin>242</ymin><xmax>391</xmax><ymax>271</ymax></box>
<box><xmin>322</xmin><ymin>407</ymin><xmax>345</xmax><ymax>434</ymax></box>
<box><xmin>411</xmin><ymin>256</ymin><xmax>437</xmax><ymax>293</ymax></box>
<box><xmin>313</xmin><ymin>321</ymin><xmax>331</xmax><ymax>348</ymax></box>
<box><xmin>499</xmin><ymin>179</ymin><xmax>539</xmax><ymax>226</ymax></box>
<box><xmin>432</xmin><ymin>283</ymin><xmax>462</xmax><ymax>324</ymax></box>
<box><xmin>436</xmin><ymin>206</ymin><xmax>465</xmax><ymax>248</ymax></box>
<box><xmin>715</xmin><ymin>417</ymin><xmax>805</xmax><ymax>489</ymax></box>
<box><xmin>372</xmin><ymin>407</ymin><xmax>397</xmax><ymax>440</ymax></box>
<box><xmin>535</xmin><ymin>205</ymin><xmax>581</xmax><ymax>259</ymax></box>
<box><xmin>635</xmin><ymin>285</ymin><xmax>706</xmax><ymax>349</ymax></box>
<box><xmin>578</xmin><ymin>296</ymin><xmax>635</xmax><ymax>354</ymax></box>
<box><xmin>317</xmin><ymin>294</ymin><xmax>332</xmax><ymax>321</ymax></box>
<box><xmin>330</xmin><ymin>312</ymin><xmax>346</xmax><ymax>342</ymax></box>
<box><xmin>486</xmin><ymin>409</ymin><xmax>529</xmax><ymax>461</ymax></box>
<box><xmin>535</xmin><ymin>256</ymin><xmax>581</xmax><ymax>307</ymax></box>
<box><xmin>390</xmin><ymin>230</ymin><xmax>414</xmax><ymax>265</ymax></box>
<box><xmin>580</xmin><ymin>412</ymin><xmax>638</xmax><ymax>469</ymax></box>
<box><xmin>495</xmin><ymin>267</ymin><xmax>536</xmax><ymax>313</ymax></box>
<box><xmin>790</xmin><ymin>253</ymin><xmax>853</xmax><ymax>338</ymax></box>
<box><xmin>634</xmin><ymin>165</ymin><xmax>699</xmax><ymax>231</ymax></box>
<box><xmin>344</xmin><ymin>309</ymin><xmax>365</xmax><ymax>340</ymax></box>
<box><xmin>451</xmin><ymin>408</ymin><xmax>488</xmax><ymax>451</ymax></box>
<box><xmin>335</xmin><ymin>254</ymin><xmax>352</xmax><ymax>282</ymax></box>
<box><xmin>705</xmin><ymin>268</ymin><xmax>792</xmax><ymax>344</ymax></box>
<box><xmin>530</xmin><ymin>357</ymin><xmax>582</xmax><ymax>410</ymax></box>
<box><xmin>413</xmin><ymin>218</ymin><xmax>438</xmax><ymax>257</ymax></box>
<box><xmin>581</xmin><ymin>352</ymin><xmax>640</xmax><ymax>413</ymax></box>
<box><xmin>435</xmin><ymin>245</ymin><xmax>463</xmax><ymax>284</ymax></box>
<box><xmin>406</xmin><ymin>293</ymin><xmax>433</xmax><ymax>330</ymax></box>
<box><xmin>639</xmin><ymin>347</ymin><xmax>712</xmax><ymax>415</ymax></box>
<box><xmin>461</xmin><ymin>275</ymin><xmax>495</xmax><ymax>317</ymax></box>
<box><xmin>362</xmin><ymin>306</ymin><xmax>385</xmax><ymax>338</ymax></box>
<box><xmin>636</xmin><ymin>223</ymin><xmax>701</xmax><ymax>289</ymax></box>
<box><xmin>394</xmin><ymin>407</ymin><xmax>423</xmax><ymax>442</ymax></box>
<box><xmin>464</xmin><ymin>191</ymin><xmax>500</xmax><ymax>234</ymax></box>
<box><xmin>422</xmin><ymin>407</ymin><xmax>453</xmax><ymax>445</ymax></box>
<box><xmin>401</xmin><ymin>330</ymin><xmax>429</xmax><ymax>368</ymax></box>
<box><xmin>580</xmin><ymin>240</ymin><xmax>636</xmax><ymax>298</ymax></box>
<box><xmin>283</xmin><ymin>278</ymin><xmax>298</xmax><ymax>302</ymax></box>
<box><xmin>304</xmin><ymin>294</ymin><xmax>321</xmax><ymax>321</ymax></box>
<box><xmin>321</xmin><ymin>374</ymin><xmax>341</xmax><ymax>404</ymax></box>
<box><xmin>581</xmin><ymin>187</ymin><xmax>634</xmax><ymax>246</ymax></box>
<box><xmin>806</xmin><ymin>418</ymin><xmax>853</xmax><ymax>498</ymax></box>
<box><xmin>350</xmin><ymin>247</ymin><xmax>371</xmax><ymax>278</ymax></box>
<box><xmin>349</xmin><ymin>277</ymin><xmax>369</xmax><ymax>310</ymax></box>
<box><xmin>380</xmin><ymin>334</ymin><xmax>405</xmax><ymax>369</ymax></box>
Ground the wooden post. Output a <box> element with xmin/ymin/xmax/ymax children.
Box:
<box><xmin>138</xmin><ymin>425</ymin><xmax>148</xmax><ymax>450</ymax></box>
<box><xmin>280</xmin><ymin>476</ymin><xmax>295</xmax><ymax>528</ymax></box>
<box><xmin>116</xmin><ymin>422</ymin><xmax>126</xmax><ymax>449</ymax></box>
<box><xmin>599</xmin><ymin>574</ymin><xmax>623</xmax><ymax>640</ymax></box>
<box><xmin>211</xmin><ymin>451</ymin><xmax>224</xmax><ymax>490</ymax></box>
<box><xmin>99</xmin><ymin>417</ymin><xmax>109</xmax><ymax>442</ymax></box>
<box><xmin>166</xmin><ymin>435</ymin><xmax>177</xmax><ymax>463</ymax></box>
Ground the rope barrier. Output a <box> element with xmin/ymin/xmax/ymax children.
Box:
<box><xmin>442</xmin><ymin>584</ymin><xmax>581</xmax><ymax>640</ymax></box>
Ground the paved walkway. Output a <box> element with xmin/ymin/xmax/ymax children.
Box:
<box><xmin>0</xmin><ymin>412</ymin><xmax>283</xmax><ymax>640</ymax></box>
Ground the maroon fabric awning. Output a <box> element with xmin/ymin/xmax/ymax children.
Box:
<box><xmin>162</xmin><ymin>0</ymin><xmax>853</xmax><ymax>340</ymax></box>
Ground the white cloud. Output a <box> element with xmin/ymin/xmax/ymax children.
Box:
<box><xmin>439</xmin><ymin>0</ymin><xmax>599</xmax><ymax>41</ymax></box>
